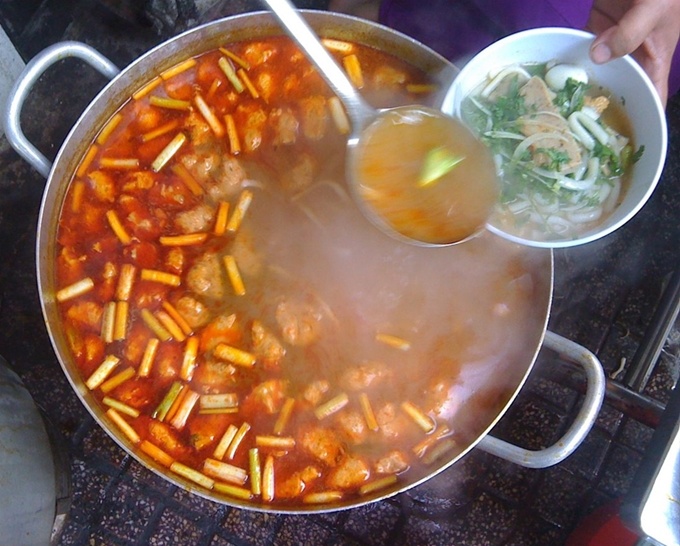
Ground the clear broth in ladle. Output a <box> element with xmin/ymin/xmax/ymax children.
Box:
<box><xmin>352</xmin><ymin>106</ymin><xmax>500</xmax><ymax>245</ymax></box>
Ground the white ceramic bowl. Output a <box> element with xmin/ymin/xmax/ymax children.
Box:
<box><xmin>441</xmin><ymin>27</ymin><xmax>668</xmax><ymax>248</ymax></box>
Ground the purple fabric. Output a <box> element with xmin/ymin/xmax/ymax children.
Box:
<box><xmin>379</xmin><ymin>0</ymin><xmax>680</xmax><ymax>98</ymax></box>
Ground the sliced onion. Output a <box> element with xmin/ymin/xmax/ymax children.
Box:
<box><xmin>481</xmin><ymin>65</ymin><xmax>531</xmax><ymax>98</ymax></box>
<box><xmin>567</xmin><ymin>207</ymin><xmax>602</xmax><ymax>223</ymax></box>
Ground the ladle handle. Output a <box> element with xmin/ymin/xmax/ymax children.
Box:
<box><xmin>3</xmin><ymin>41</ymin><xmax>120</xmax><ymax>178</ymax></box>
<box><xmin>477</xmin><ymin>330</ymin><xmax>605</xmax><ymax>468</ymax></box>
<box><xmin>260</xmin><ymin>0</ymin><xmax>374</xmax><ymax>133</ymax></box>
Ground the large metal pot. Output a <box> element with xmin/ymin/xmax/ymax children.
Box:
<box><xmin>4</xmin><ymin>11</ymin><xmax>605</xmax><ymax>513</ymax></box>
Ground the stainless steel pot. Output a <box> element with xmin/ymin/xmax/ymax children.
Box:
<box><xmin>4</xmin><ymin>10</ymin><xmax>606</xmax><ymax>513</ymax></box>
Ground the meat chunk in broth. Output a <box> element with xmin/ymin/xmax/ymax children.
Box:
<box><xmin>175</xmin><ymin>204</ymin><xmax>215</xmax><ymax>234</ymax></box>
<box><xmin>299</xmin><ymin>426</ymin><xmax>345</xmax><ymax>467</ymax></box>
<box><xmin>186</xmin><ymin>252</ymin><xmax>224</xmax><ymax>300</ymax></box>
<box><xmin>326</xmin><ymin>455</ymin><xmax>370</xmax><ymax>490</ymax></box>
<box><xmin>275</xmin><ymin>293</ymin><xmax>327</xmax><ymax>346</ymax></box>
<box><xmin>374</xmin><ymin>450</ymin><xmax>410</xmax><ymax>475</ymax></box>
<box><xmin>174</xmin><ymin>295</ymin><xmax>211</xmax><ymax>330</ymax></box>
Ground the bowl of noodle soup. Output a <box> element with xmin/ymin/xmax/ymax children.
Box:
<box><xmin>442</xmin><ymin>27</ymin><xmax>667</xmax><ymax>248</ymax></box>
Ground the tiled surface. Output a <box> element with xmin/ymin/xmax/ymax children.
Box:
<box><xmin>0</xmin><ymin>1</ymin><xmax>679</xmax><ymax>545</ymax></box>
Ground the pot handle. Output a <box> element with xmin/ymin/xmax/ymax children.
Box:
<box><xmin>477</xmin><ymin>330</ymin><xmax>605</xmax><ymax>468</ymax></box>
<box><xmin>3</xmin><ymin>41</ymin><xmax>120</xmax><ymax>178</ymax></box>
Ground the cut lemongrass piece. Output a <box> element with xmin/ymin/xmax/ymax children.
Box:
<box><xmin>314</xmin><ymin>393</ymin><xmax>349</xmax><ymax>420</ymax></box>
<box><xmin>207</xmin><ymin>77</ymin><xmax>222</xmax><ymax>99</ymax></box>
<box><xmin>422</xmin><ymin>438</ymin><xmax>457</xmax><ymax>465</ymax></box>
<box><xmin>359</xmin><ymin>393</ymin><xmax>379</xmax><ymax>431</ymax></box>
<box><xmin>273</xmin><ymin>398</ymin><xmax>295</xmax><ymax>435</ymax></box>
<box><xmin>153</xmin><ymin>381</ymin><xmax>184</xmax><ymax>421</ymax></box>
<box><xmin>103</xmin><ymin>396</ymin><xmax>140</xmax><ymax>418</ymax></box>
<box><xmin>116</xmin><ymin>263</ymin><xmax>136</xmax><ymax>301</ymax></box>
<box><xmin>238</xmin><ymin>68</ymin><xmax>259</xmax><ymax>99</ymax></box>
<box><xmin>200</xmin><ymin>393</ymin><xmax>238</xmax><ymax>410</ymax></box>
<box><xmin>140</xmin><ymin>439</ymin><xmax>174</xmax><ymax>467</ymax></box>
<box><xmin>262</xmin><ymin>455</ymin><xmax>275</xmax><ymax>502</ymax></box>
<box><xmin>226</xmin><ymin>189</ymin><xmax>253</xmax><ymax>233</ymax></box>
<box><xmin>106</xmin><ymin>210</ymin><xmax>132</xmax><ymax>245</ymax></box>
<box><xmin>418</xmin><ymin>146</ymin><xmax>465</xmax><ymax>187</ymax></box>
<box><xmin>343</xmin><ymin>54</ymin><xmax>364</xmax><ymax>88</ymax></box>
<box><xmin>56</xmin><ymin>277</ymin><xmax>94</xmax><ymax>302</ymax></box>
<box><xmin>100</xmin><ymin>366</ymin><xmax>135</xmax><ymax>394</ymax></box>
<box><xmin>328</xmin><ymin>96</ymin><xmax>350</xmax><ymax>135</ymax></box>
<box><xmin>107</xmin><ymin>408</ymin><xmax>141</xmax><ymax>444</ymax></box>
<box><xmin>86</xmin><ymin>355</ymin><xmax>120</xmax><ymax>390</ymax></box>
<box><xmin>113</xmin><ymin>300</ymin><xmax>128</xmax><ymax>341</ymax></box>
<box><xmin>203</xmin><ymin>458</ymin><xmax>248</xmax><ymax>485</ymax></box>
<box><xmin>161</xmin><ymin>301</ymin><xmax>193</xmax><ymax>336</ymax></box>
<box><xmin>223</xmin><ymin>255</ymin><xmax>245</xmax><ymax>296</ymax></box>
<box><xmin>359</xmin><ymin>475</ymin><xmax>398</xmax><ymax>496</ymax></box>
<box><xmin>76</xmin><ymin>145</ymin><xmax>98</xmax><ymax>178</ymax></box>
<box><xmin>218</xmin><ymin>56</ymin><xmax>244</xmax><ymax>93</ymax></box>
<box><xmin>401</xmin><ymin>401</ymin><xmax>435</xmax><ymax>433</ymax></box>
<box><xmin>179</xmin><ymin>336</ymin><xmax>199</xmax><ymax>381</ymax></box>
<box><xmin>96</xmin><ymin>113</ymin><xmax>122</xmax><ymax>145</ymax></box>
<box><xmin>224</xmin><ymin>114</ymin><xmax>240</xmax><ymax>154</ymax></box>
<box><xmin>214</xmin><ymin>424</ymin><xmax>238</xmax><ymax>460</ymax></box>
<box><xmin>141</xmin><ymin>119</ymin><xmax>180</xmax><ymax>142</ymax></box>
<box><xmin>255</xmin><ymin>436</ymin><xmax>295</xmax><ymax>450</ymax></box>
<box><xmin>375</xmin><ymin>333</ymin><xmax>411</xmax><ymax>351</ymax></box>
<box><xmin>170</xmin><ymin>163</ymin><xmax>203</xmax><ymax>196</ymax></box>
<box><xmin>159</xmin><ymin>233</ymin><xmax>208</xmax><ymax>246</ymax></box>
<box><xmin>321</xmin><ymin>38</ymin><xmax>354</xmax><ymax>53</ymax></box>
<box><xmin>214</xmin><ymin>343</ymin><xmax>256</xmax><ymax>367</ymax></box>
<box><xmin>169</xmin><ymin>389</ymin><xmax>199</xmax><ymax>430</ymax></box>
<box><xmin>101</xmin><ymin>301</ymin><xmax>116</xmax><ymax>343</ymax></box>
<box><xmin>249</xmin><ymin>448</ymin><xmax>262</xmax><ymax>495</ymax></box>
<box><xmin>214</xmin><ymin>201</ymin><xmax>230</xmax><ymax>236</ymax></box>
<box><xmin>138</xmin><ymin>337</ymin><xmax>159</xmax><ymax>377</ymax></box>
<box><xmin>70</xmin><ymin>180</ymin><xmax>85</xmax><ymax>213</ymax></box>
<box><xmin>151</xmin><ymin>132</ymin><xmax>187</xmax><ymax>172</ymax></box>
<box><xmin>170</xmin><ymin>461</ymin><xmax>214</xmax><ymax>490</ymax></box>
<box><xmin>160</xmin><ymin>58</ymin><xmax>196</xmax><ymax>80</ymax></box>
<box><xmin>100</xmin><ymin>158</ymin><xmax>140</xmax><ymax>170</ymax></box>
<box><xmin>214</xmin><ymin>482</ymin><xmax>253</xmax><ymax>500</ymax></box>
<box><xmin>140</xmin><ymin>268</ymin><xmax>181</xmax><ymax>286</ymax></box>
<box><xmin>303</xmin><ymin>491</ymin><xmax>343</xmax><ymax>504</ymax></box>
<box><xmin>140</xmin><ymin>308</ymin><xmax>172</xmax><ymax>341</ymax></box>
<box><xmin>413</xmin><ymin>425</ymin><xmax>451</xmax><ymax>458</ymax></box>
<box><xmin>156</xmin><ymin>310</ymin><xmax>186</xmax><ymax>342</ymax></box>
<box><xmin>194</xmin><ymin>95</ymin><xmax>224</xmax><ymax>137</ymax></box>
<box><xmin>132</xmin><ymin>76</ymin><xmax>162</xmax><ymax>100</ymax></box>
<box><xmin>149</xmin><ymin>95</ymin><xmax>191</xmax><ymax>111</ymax></box>
<box><xmin>199</xmin><ymin>408</ymin><xmax>238</xmax><ymax>415</ymax></box>
<box><xmin>219</xmin><ymin>48</ymin><xmax>250</xmax><ymax>70</ymax></box>
<box><xmin>226</xmin><ymin>422</ymin><xmax>251</xmax><ymax>460</ymax></box>
<box><xmin>406</xmin><ymin>83</ymin><xmax>438</xmax><ymax>94</ymax></box>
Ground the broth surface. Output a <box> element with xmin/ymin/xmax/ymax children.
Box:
<box><xmin>54</xmin><ymin>37</ymin><xmax>548</xmax><ymax>507</ymax></box>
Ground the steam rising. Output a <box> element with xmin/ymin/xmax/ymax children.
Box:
<box><xmin>239</xmin><ymin>173</ymin><xmax>550</xmax><ymax>454</ymax></box>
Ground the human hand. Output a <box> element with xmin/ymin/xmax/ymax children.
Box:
<box><xmin>587</xmin><ymin>0</ymin><xmax>680</xmax><ymax>105</ymax></box>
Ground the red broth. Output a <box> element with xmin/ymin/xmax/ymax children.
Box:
<box><xmin>54</xmin><ymin>36</ymin><xmax>546</xmax><ymax>507</ymax></box>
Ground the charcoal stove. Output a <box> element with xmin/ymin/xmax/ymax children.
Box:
<box><xmin>0</xmin><ymin>1</ymin><xmax>679</xmax><ymax>544</ymax></box>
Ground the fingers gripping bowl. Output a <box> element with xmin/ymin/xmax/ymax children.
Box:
<box><xmin>442</xmin><ymin>27</ymin><xmax>668</xmax><ymax>248</ymax></box>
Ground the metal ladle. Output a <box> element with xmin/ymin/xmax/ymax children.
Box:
<box><xmin>261</xmin><ymin>0</ymin><xmax>499</xmax><ymax>247</ymax></box>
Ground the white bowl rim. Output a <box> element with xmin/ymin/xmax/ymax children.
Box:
<box><xmin>442</xmin><ymin>27</ymin><xmax>668</xmax><ymax>249</ymax></box>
